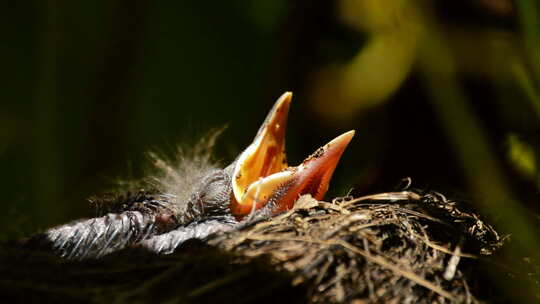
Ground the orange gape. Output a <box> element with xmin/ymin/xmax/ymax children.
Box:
<box><xmin>230</xmin><ymin>92</ymin><xmax>354</xmax><ymax>219</ymax></box>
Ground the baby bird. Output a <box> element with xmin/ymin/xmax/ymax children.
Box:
<box><xmin>29</xmin><ymin>92</ymin><xmax>354</xmax><ymax>259</ymax></box>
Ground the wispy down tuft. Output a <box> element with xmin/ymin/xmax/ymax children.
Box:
<box><xmin>144</xmin><ymin>127</ymin><xmax>227</xmax><ymax>214</ymax></box>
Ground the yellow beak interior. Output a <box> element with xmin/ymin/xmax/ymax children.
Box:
<box><xmin>230</xmin><ymin>92</ymin><xmax>354</xmax><ymax>218</ymax></box>
<box><xmin>231</xmin><ymin>92</ymin><xmax>292</xmax><ymax>209</ymax></box>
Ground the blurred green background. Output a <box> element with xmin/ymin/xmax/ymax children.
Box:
<box><xmin>1</xmin><ymin>0</ymin><xmax>538</xmax><ymax>231</ymax></box>
<box><xmin>1</xmin><ymin>0</ymin><xmax>540</xmax><ymax>298</ymax></box>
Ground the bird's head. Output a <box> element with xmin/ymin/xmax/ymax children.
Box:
<box><xmin>189</xmin><ymin>92</ymin><xmax>354</xmax><ymax>221</ymax></box>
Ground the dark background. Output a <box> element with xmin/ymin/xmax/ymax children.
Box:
<box><xmin>1</xmin><ymin>0</ymin><xmax>539</xmax><ymax>267</ymax></box>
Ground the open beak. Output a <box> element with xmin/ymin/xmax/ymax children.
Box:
<box><xmin>230</xmin><ymin>92</ymin><xmax>355</xmax><ymax>218</ymax></box>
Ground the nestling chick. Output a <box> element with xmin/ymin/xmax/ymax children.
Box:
<box><xmin>28</xmin><ymin>92</ymin><xmax>354</xmax><ymax>259</ymax></box>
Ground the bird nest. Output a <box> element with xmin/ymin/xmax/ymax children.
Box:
<box><xmin>207</xmin><ymin>190</ymin><xmax>502</xmax><ymax>303</ymax></box>
<box><xmin>1</xmin><ymin>188</ymin><xmax>503</xmax><ymax>303</ymax></box>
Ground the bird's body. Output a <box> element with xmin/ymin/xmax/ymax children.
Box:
<box><xmin>26</xmin><ymin>92</ymin><xmax>354</xmax><ymax>259</ymax></box>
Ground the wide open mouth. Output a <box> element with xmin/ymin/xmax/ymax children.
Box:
<box><xmin>230</xmin><ymin>92</ymin><xmax>355</xmax><ymax>218</ymax></box>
